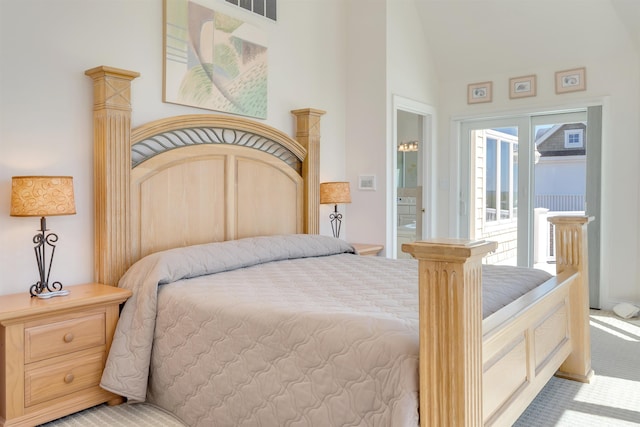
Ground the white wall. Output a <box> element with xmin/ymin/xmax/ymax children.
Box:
<box><xmin>343</xmin><ymin>0</ymin><xmax>387</xmax><ymax>248</ymax></box>
<box><xmin>385</xmin><ymin>0</ymin><xmax>440</xmax><ymax>255</ymax></box>
<box><xmin>344</xmin><ymin>0</ymin><xmax>439</xmax><ymax>252</ymax></box>
<box><xmin>0</xmin><ymin>0</ymin><xmax>347</xmax><ymax>295</ymax></box>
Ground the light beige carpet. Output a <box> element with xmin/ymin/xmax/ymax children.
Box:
<box><xmin>38</xmin><ymin>401</ymin><xmax>185</xmax><ymax>426</ymax></box>
<box><xmin>41</xmin><ymin>310</ymin><xmax>640</xmax><ymax>426</ymax></box>
<box><xmin>514</xmin><ymin>310</ymin><xmax>640</xmax><ymax>426</ymax></box>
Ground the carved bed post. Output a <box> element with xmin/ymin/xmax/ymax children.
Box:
<box><xmin>549</xmin><ymin>215</ymin><xmax>593</xmax><ymax>383</ymax></box>
<box><xmin>85</xmin><ymin>66</ymin><xmax>140</xmax><ymax>287</ymax></box>
<box><xmin>402</xmin><ymin>239</ymin><xmax>497</xmax><ymax>427</ymax></box>
<box><xmin>291</xmin><ymin>108</ymin><xmax>325</xmax><ymax>234</ymax></box>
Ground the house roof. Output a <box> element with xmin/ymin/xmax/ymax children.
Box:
<box><xmin>536</xmin><ymin>123</ymin><xmax>587</xmax><ymax>157</ymax></box>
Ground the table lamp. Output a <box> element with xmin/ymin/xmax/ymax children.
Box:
<box><xmin>319</xmin><ymin>181</ymin><xmax>351</xmax><ymax>238</ymax></box>
<box><xmin>10</xmin><ymin>176</ymin><xmax>76</xmax><ymax>297</ymax></box>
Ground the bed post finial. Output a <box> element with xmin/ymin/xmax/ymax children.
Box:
<box><xmin>403</xmin><ymin>238</ymin><xmax>497</xmax><ymax>427</ymax></box>
<box><xmin>85</xmin><ymin>66</ymin><xmax>140</xmax><ymax>287</ymax></box>
<box><xmin>549</xmin><ymin>215</ymin><xmax>593</xmax><ymax>383</ymax></box>
<box><xmin>291</xmin><ymin>108</ymin><xmax>326</xmax><ymax>234</ymax></box>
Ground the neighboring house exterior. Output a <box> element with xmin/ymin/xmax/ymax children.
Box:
<box><xmin>535</xmin><ymin>123</ymin><xmax>587</xmax><ymax>212</ymax></box>
<box><xmin>470</xmin><ymin>128</ymin><xmax>519</xmax><ymax>264</ymax></box>
<box><xmin>471</xmin><ymin>124</ymin><xmax>586</xmax><ymax>265</ymax></box>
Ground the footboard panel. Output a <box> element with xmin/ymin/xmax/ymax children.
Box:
<box><xmin>534</xmin><ymin>301</ymin><xmax>570</xmax><ymax>375</ymax></box>
<box><xmin>482</xmin><ymin>272</ymin><xmax>576</xmax><ymax>426</ymax></box>
<box><xmin>483</xmin><ymin>335</ymin><xmax>527</xmax><ymax>419</ymax></box>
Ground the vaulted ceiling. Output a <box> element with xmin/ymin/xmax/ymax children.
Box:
<box><xmin>414</xmin><ymin>0</ymin><xmax>640</xmax><ymax>80</ymax></box>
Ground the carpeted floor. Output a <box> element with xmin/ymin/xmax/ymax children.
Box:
<box><xmin>41</xmin><ymin>310</ymin><xmax>640</xmax><ymax>426</ymax></box>
<box><xmin>38</xmin><ymin>401</ymin><xmax>185</xmax><ymax>426</ymax></box>
<box><xmin>514</xmin><ymin>310</ymin><xmax>640</xmax><ymax>426</ymax></box>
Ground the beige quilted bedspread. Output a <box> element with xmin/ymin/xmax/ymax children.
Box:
<box><xmin>100</xmin><ymin>235</ymin><xmax>551</xmax><ymax>426</ymax></box>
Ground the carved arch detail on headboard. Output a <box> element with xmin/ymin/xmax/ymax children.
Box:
<box><xmin>131</xmin><ymin>115</ymin><xmax>306</xmax><ymax>172</ymax></box>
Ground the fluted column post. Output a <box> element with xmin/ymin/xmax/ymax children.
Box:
<box><xmin>85</xmin><ymin>66</ymin><xmax>140</xmax><ymax>287</ymax></box>
<box><xmin>549</xmin><ymin>215</ymin><xmax>593</xmax><ymax>383</ymax></box>
<box><xmin>403</xmin><ymin>238</ymin><xmax>497</xmax><ymax>427</ymax></box>
<box><xmin>291</xmin><ymin>108</ymin><xmax>325</xmax><ymax>234</ymax></box>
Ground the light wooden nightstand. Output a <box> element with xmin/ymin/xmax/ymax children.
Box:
<box><xmin>351</xmin><ymin>243</ymin><xmax>384</xmax><ymax>256</ymax></box>
<box><xmin>0</xmin><ymin>283</ymin><xmax>131</xmax><ymax>427</ymax></box>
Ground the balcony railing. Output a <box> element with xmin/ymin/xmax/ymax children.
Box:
<box><xmin>483</xmin><ymin>195</ymin><xmax>584</xmax><ymax>269</ymax></box>
<box><xmin>535</xmin><ymin>194</ymin><xmax>585</xmax><ymax>212</ymax></box>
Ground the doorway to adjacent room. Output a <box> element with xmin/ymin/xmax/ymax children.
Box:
<box><xmin>391</xmin><ymin>96</ymin><xmax>435</xmax><ymax>259</ymax></box>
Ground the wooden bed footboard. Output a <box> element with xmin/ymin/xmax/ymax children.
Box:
<box><xmin>403</xmin><ymin>215</ymin><xmax>592</xmax><ymax>427</ymax></box>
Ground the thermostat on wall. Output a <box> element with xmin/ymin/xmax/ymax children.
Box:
<box><xmin>358</xmin><ymin>175</ymin><xmax>376</xmax><ymax>191</ymax></box>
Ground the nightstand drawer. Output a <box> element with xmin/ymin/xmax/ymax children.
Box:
<box><xmin>0</xmin><ymin>284</ymin><xmax>131</xmax><ymax>426</ymax></box>
<box><xmin>24</xmin><ymin>350</ymin><xmax>105</xmax><ymax>407</ymax></box>
<box><xmin>25</xmin><ymin>312</ymin><xmax>106</xmax><ymax>363</ymax></box>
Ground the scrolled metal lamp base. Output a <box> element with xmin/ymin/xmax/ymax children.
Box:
<box><xmin>29</xmin><ymin>216</ymin><xmax>65</xmax><ymax>297</ymax></box>
<box><xmin>329</xmin><ymin>204</ymin><xmax>343</xmax><ymax>238</ymax></box>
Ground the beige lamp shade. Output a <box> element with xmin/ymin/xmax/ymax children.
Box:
<box><xmin>320</xmin><ymin>181</ymin><xmax>351</xmax><ymax>204</ymax></box>
<box><xmin>10</xmin><ymin>176</ymin><xmax>76</xmax><ymax>217</ymax></box>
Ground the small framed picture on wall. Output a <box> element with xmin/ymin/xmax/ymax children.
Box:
<box><xmin>467</xmin><ymin>81</ymin><xmax>493</xmax><ymax>104</ymax></box>
<box><xmin>509</xmin><ymin>75</ymin><xmax>537</xmax><ymax>99</ymax></box>
<box><xmin>555</xmin><ymin>67</ymin><xmax>586</xmax><ymax>94</ymax></box>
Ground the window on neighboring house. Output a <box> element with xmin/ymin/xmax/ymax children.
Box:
<box><xmin>565</xmin><ymin>129</ymin><xmax>584</xmax><ymax>148</ymax></box>
<box><xmin>485</xmin><ymin>130</ymin><xmax>518</xmax><ymax>224</ymax></box>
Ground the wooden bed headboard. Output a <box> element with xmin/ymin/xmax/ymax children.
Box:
<box><xmin>85</xmin><ymin>66</ymin><xmax>325</xmax><ymax>287</ymax></box>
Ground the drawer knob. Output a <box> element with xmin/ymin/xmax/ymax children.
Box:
<box><xmin>64</xmin><ymin>373</ymin><xmax>75</xmax><ymax>384</ymax></box>
<box><xmin>63</xmin><ymin>333</ymin><xmax>74</xmax><ymax>343</ymax></box>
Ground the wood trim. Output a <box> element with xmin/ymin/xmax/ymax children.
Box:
<box><xmin>85</xmin><ymin>66</ymin><xmax>139</xmax><ymax>287</ymax></box>
<box><xmin>351</xmin><ymin>243</ymin><xmax>384</xmax><ymax>256</ymax></box>
<box><xmin>403</xmin><ymin>239</ymin><xmax>497</xmax><ymax>426</ymax></box>
<box><xmin>550</xmin><ymin>215</ymin><xmax>593</xmax><ymax>383</ymax></box>
<box><xmin>292</xmin><ymin>108</ymin><xmax>325</xmax><ymax>234</ymax></box>
<box><xmin>0</xmin><ymin>284</ymin><xmax>131</xmax><ymax>323</ymax></box>
<box><xmin>131</xmin><ymin>114</ymin><xmax>306</xmax><ymax>162</ymax></box>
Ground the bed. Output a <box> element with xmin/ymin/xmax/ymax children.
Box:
<box><xmin>85</xmin><ymin>66</ymin><xmax>593</xmax><ymax>426</ymax></box>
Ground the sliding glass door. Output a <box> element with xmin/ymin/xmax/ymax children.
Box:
<box><xmin>460</xmin><ymin>110</ymin><xmax>594</xmax><ymax>274</ymax></box>
<box><xmin>458</xmin><ymin>107</ymin><xmax>601</xmax><ymax>306</ymax></box>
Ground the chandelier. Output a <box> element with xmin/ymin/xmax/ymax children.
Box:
<box><xmin>398</xmin><ymin>140</ymin><xmax>419</xmax><ymax>152</ymax></box>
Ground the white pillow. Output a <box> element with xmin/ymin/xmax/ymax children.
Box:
<box><xmin>613</xmin><ymin>302</ymin><xmax>640</xmax><ymax>319</ymax></box>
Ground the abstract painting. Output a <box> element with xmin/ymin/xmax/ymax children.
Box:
<box><xmin>164</xmin><ymin>0</ymin><xmax>268</xmax><ymax>118</ymax></box>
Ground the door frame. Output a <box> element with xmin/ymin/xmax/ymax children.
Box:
<box><xmin>390</xmin><ymin>95</ymin><xmax>436</xmax><ymax>258</ymax></box>
<box><xmin>451</xmin><ymin>103</ymin><xmax>603</xmax><ymax>307</ymax></box>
